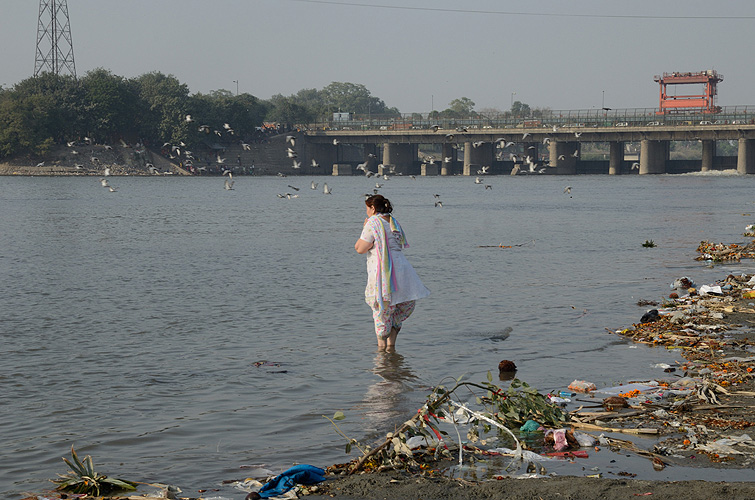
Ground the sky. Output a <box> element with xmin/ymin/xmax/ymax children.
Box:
<box><xmin>3</xmin><ymin>0</ymin><xmax>755</xmax><ymax>114</ymax></box>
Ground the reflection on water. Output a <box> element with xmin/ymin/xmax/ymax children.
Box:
<box><xmin>360</xmin><ymin>351</ymin><xmax>417</xmax><ymax>431</ymax></box>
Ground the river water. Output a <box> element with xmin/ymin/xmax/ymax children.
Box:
<box><xmin>2</xmin><ymin>172</ymin><xmax>755</xmax><ymax>497</ymax></box>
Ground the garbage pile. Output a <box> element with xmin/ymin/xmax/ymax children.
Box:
<box><xmin>602</xmin><ymin>271</ymin><xmax>755</xmax><ymax>466</ymax></box>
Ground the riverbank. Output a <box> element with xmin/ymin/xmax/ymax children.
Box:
<box><xmin>312</xmin><ymin>271</ymin><xmax>755</xmax><ymax>499</ymax></box>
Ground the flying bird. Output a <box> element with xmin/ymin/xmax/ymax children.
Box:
<box><xmin>241</xmin><ymin>142</ymin><xmax>251</xmax><ymax>151</ymax></box>
<box><xmin>485</xmin><ymin>184</ymin><xmax>492</xmax><ymax>190</ymax></box>
<box><xmin>574</xmin><ymin>131</ymin><xmax>583</xmax><ymax>138</ymax></box>
<box><xmin>224</xmin><ymin>178</ymin><xmax>234</xmax><ymax>190</ymax></box>
<box><xmin>332</xmin><ymin>138</ymin><xmax>339</xmax><ymax>145</ymax></box>
<box><xmin>185</xmin><ymin>114</ymin><xmax>194</xmax><ymax>122</ymax></box>
<box><xmin>99</xmin><ymin>178</ymin><xmax>110</xmax><ymax>187</ymax></box>
<box><xmin>311</xmin><ymin>158</ymin><xmax>319</xmax><ymax>168</ymax></box>
<box><xmin>564</xmin><ymin>186</ymin><xmax>572</xmax><ymax>194</ymax></box>
<box><xmin>474</xmin><ymin>177</ymin><xmax>483</xmax><ymax>184</ymax></box>
<box><xmin>292</xmin><ymin>160</ymin><xmax>301</xmax><ymax>169</ymax></box>
<box><xmin>323</xmin><ymin>183</ymin><xmax>332</xmax><ymax>194</ymax></box>
<box><xmin>434</xmin><ymin>200</ymin><xmax>443</xmax><ymax>208</ymax></box>
<box><xmin>286</xmin><ymin>135</ymin><xmax>296</xmax><ymax>146</ymax></box>
<box><xmin>310</xmin><ymin>181</ymin><xmax>318</xmax><ymax>190</ymax></box>
<box><xmin>522</xmin><ymin>132</ymin><xmax>531</xmax><ymax>139</ymax></box>
<box><xmin>35</xmin><ymin>162</ymin><xmax>44</xmax><ymax>167</ymax></box>
<box><xmin>631</xmin><ymin>162</ymin><xmax>640</xmax><ymax>170</ymax></box>
<box><xmin>430</xmin><ymin>124</ymin><xmax>440</xmax><ymax>132</ymax></box>
<box><xmin>571</xmin><ymin>149</ymin><xmax>579</xmax><ymax>157</ymax></box>
<box><xmin>287</xmin><ymin>184</ymin><xmax>300</xmax><ymax>191</ymax></box>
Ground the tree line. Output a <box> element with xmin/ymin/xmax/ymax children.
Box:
<box><xmin>0</xmin><ymin>70</ymin><xmax>402</xmax><ymax>160</ymax></box>
<box><xmin>0</xmin><ymin>68</ymin><xmax>534</xmax><ymax>160</ymax></box>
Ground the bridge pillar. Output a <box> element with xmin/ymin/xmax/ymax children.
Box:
<box><xmin>701</xmin><ymin>140</ymin><xmax>715</xmax><ymax>172</ymax></box>
<box><xmin>311</xmin><ymin>143</ymin><xmax>337</xmax><ymax>173</ymax></box>
<box><xmin>639</xmin><ymin>139</ymin><xmax>666</xmax><ymax>174</ymax></box>
<box><xmin>441</xmin><ymin>143</ymin><xmax>456</xmax><ymax>175</ymax></box>
<box><xmin>462</xmin><ymin>142</ymin><xmax>492</xmax><ymax>175</ymax></box>
<box><xmin>609</xmin><ymin>141</ymin><xmax>624</xmax><ymax>175</ymax></box>
<box><xmin>737</xmin><ymin>138</ymin><xmax>755</xmax><ymax>174</ymax></box>
<box><xmin>382</xmin><ymin>143</ymin><xmax>414</xmax><ymax>174</ymax></box>
<box><xmin>548</xmin><ymin>141</ymin><xmax>578</xmax><ymax>175</ymax></box>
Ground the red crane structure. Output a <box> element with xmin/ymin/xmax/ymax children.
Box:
<box><xmin>654</xmin><ymin>70</ymin><xmax>723</xmax><ymax>115</ymax></box>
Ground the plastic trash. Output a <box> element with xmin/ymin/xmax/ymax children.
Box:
<box><xmin>406</xmin><ymin>435</ymin><xmax>442</xmax><ymax>449</ymax></box>
<box><xmin>574</xmin><ymin>431</ymin><xmax>597</xmax><ymax>447</ymax></box>
<box><xmin>520</xmin><ymin>419</ymin><xmax>542</xmax><ymax>432</ymax></box>
<box><xmin>595</xmin><ymin>382</ymin><xmax>658</xmax><ymax>396</ymax></box>
<box><xmin>568</xmin><ymin>380</ymin><xmax>597</xmax><ymax>393</ymax></box>
<box><xmin>697</xmin><ymin>434</ymin><xmax>753</xmax><ymax>456</ymax></box>
<box><xmin>670</xmin><ymin>277</ymin><xmax>695</xmax><ymax>290</ymax></box>
<box><xmin>559</xmin><ymin>391</ymin><xmax>576</xmax><ymax>397</ymax></box>
<box><xmin>489</xmin><ymin>447</ymin><xmax>551</xmax><ymax>461</ymax></box>
<box><xmin>699</xmin><ymin>284</ymin><xmax>723</xmax><ymax>295</ymax></box>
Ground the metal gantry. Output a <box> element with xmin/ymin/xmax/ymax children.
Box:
<box><xmin>34</xmin><ymin>0</ymin><xmax>76</xmax><ymax>77</ymax></box>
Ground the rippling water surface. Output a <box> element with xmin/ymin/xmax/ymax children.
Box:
<box><xmin>2</xmin><ymin>173</ymin><xmax>755</xmax><ymax>497</ymax></box>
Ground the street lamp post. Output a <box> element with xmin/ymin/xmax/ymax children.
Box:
<box><xmin>511</xmin><ymin>91</ymin><xmax>516</xmax><ymax>109</ymax></box>
<box><xmin>233</xmin><ymin>80</ymin><xmax>238</xmax><ymax>96</ymax></box>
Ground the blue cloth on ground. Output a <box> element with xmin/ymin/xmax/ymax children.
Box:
<box><xmin>258</xmin><ymin>464</ymin><xmax>326</xmax><ymax>498</ymax></box>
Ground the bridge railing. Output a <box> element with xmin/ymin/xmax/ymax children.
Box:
<box><xmin>306</xmin><ymin>106</ymin><xmax>755</xmax><ymax>132</ymax></box>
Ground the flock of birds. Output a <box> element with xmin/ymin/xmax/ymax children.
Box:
<box><xmin>88</xmin><ymin>119</ymin><xmax>590</xmax><ymax>201</ymax></box>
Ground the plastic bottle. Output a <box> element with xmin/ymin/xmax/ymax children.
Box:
<box><xmin>559</xmin><ymin>391</ymin><xmax>576</xmax><ymax>397</ymax></box>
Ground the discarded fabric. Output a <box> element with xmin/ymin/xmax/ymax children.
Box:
<box><xmin>255</xmin><ymin>464</ymin><xmax>326</xmax><ymax>499</ymax></box>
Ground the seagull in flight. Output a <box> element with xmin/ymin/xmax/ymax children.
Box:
<box><xmin>185</xmin><ymin>114</ymin><xmax>194</xmax><ymax>122</ymax></box>
<box><xmin>99</xmin><ymin>178</ymin><xmax>110</xmax><ymax>188</ymax></box>
<box><xmin>574</xmin><ymin>131</ymin><xmax>583</xmax><ymax>138</ymax></box>
<box><xmin>631</xmin><ymin>162</ymin><xmax>640</xmax><ymax>170</ymax></box>
<box><xmin>485</xmin><ymin>184</ymin><xmax>492</xmax><ymax>190</ymax></box>
<box><xmin>292</xmin><ymin>160</ymin><xmax>301</xmax><ymax>169</ymax></box>
<box><xmin>522</xmin><ymin>132</ymin><xmax>531</xmax><ymax>139</ymax></box>
<box><xmin>332</xmin><ymin>138</ymin><xmax>340</xmax><ymax>145</ymax></box>
<box><xmin>474</xmin><ymin>177</ymin><xmax>483</xmax><ymax>184</ymax></box>
<box><xmin>241</xmin><ymin>142</ymin><xmax>251</xmax><ymax>151</ymax></box>
<box><xmin>310</xmin><ymin>181</ymin><xmax>318</xmax><ymax>190</ymax></box>
<box><xmin>286</xmin><ymin>135</ymin><xmax>296</xmax><ymax>146</ymax></box>
<box><xmin>287</xmin><ymin>184</ymin><xmax>300</xmax><ymax>191</ymax></box>
<box><xmin>564</xmin><ymin>186</ymin><xmax>572</xmax><ymax>194</ymax></box>
<box><xmin>434</xmin><ymin>200</ymin><xmax>443</xmax><ymax>208</ymax></box>
<box><xmin>311</xmin><ymin>158</ymin><xmax>319</xmax><ymax>168</ymax></box>
<box><xmin>571</xmin><ymin>149</ymin><xmax>579</xmax><ymax>157</ymax></box>
<box><xmin>224</xmin><ymin>177</ymin><xmax>234</xmax><ymax>190</ymax></box>
<box><xmin>323</xmin><ymin>183</ymin><xmax>332</xmax><ymax>194</ymax></box>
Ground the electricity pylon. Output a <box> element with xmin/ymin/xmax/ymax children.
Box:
<box><xmin>34</xmin><ymin>0</ymin><xmax>76</xmax><ymax>78</ymax></box>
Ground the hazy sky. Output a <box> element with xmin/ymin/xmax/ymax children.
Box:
<box><xmin>3</xmin><ymin>0</ymin><xmax>755</xmax><ymax>114</ymax></box>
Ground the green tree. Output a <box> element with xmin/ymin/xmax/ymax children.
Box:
<box><xmin>320</xmin><ymin>82</ymin><xmax>389</xmax><ymax>116</ymax></box>
<box><xmin>511</xmin><ymin>100</ymin><xmax>531</xmax><ymax>117</ymax></box>
<box><xmin>448</xmin><ymin>97</ymin><xmax>476</xmax><ymax>116</ymax></box>
<box><xmin>81</xmin><ymin>68</ymin><xmax>138</xmax><ymax>143</ymax></box>
<box><xmin>133</xmin><ymin>72</ymin><xmax>189</xmax><ymax>145</ymax></box>
<box><xmin>0</xmin><ymin>73</ymin><xmax>83</xmax><ymax>158</ymax></box>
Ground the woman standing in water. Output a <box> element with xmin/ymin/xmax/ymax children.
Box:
<box><xmin>355</xmin><ymin>195</ymin><xmax>430</xmax><ymax>350</ymax></box>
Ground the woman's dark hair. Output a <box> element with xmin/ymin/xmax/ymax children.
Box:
<box><xmin>365</xmin><ymin>194</ymin><xmax>393</xmax><ymax>214</ymax></box>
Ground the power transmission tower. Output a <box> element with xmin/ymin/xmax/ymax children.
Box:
<box><xmin>34</xmin><ymin>0</ymin><xmax>76</xmax><ymax>78</ymax></box>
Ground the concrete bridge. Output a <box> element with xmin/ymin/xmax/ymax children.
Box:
<box><xmin>298</xmin><ymin>106</ymin><xmax>755</xmax><ymax>176</ymax></box>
